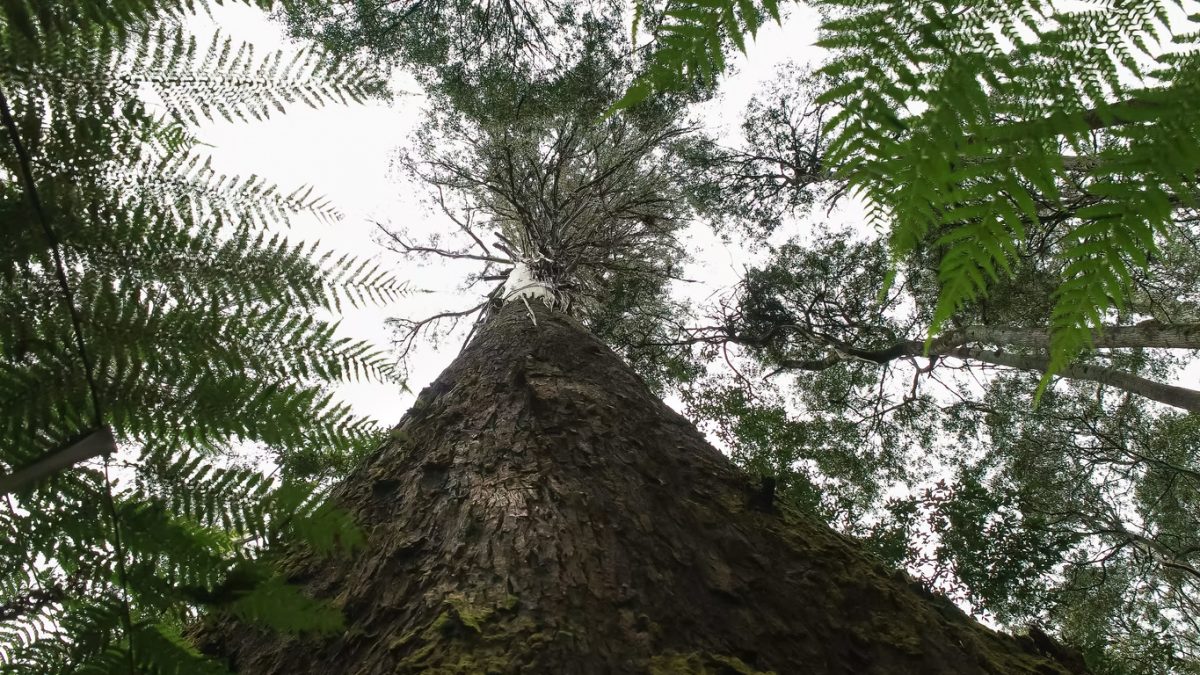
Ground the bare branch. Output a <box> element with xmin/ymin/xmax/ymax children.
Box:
<box><xmin>375</xmin><ymin>222</ymin><xmax>511</xmax><ymax>265</ymax></box>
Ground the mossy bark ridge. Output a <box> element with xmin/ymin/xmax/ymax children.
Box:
<box><xmin>202</xmin><ymin>301</ymin><xmax>1086</xmax><ymax>674</ymax></box>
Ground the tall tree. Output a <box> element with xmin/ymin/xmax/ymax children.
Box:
<box><xmin>199</xmin><ymin>298</ymin><xmax>1087</xmax><ymax>674</ymax></box>
<box><xmin>186</xmin><ymin>11</ymin><xmax>1083</xmax><ymax>662</ymax></box>
<box><xmin>380</xmin><ymin>95</ymin><xmax>699</xmax><ymax>390</ymax></box>
<box><xmin>258</xmin><ymin>0</ymin><xmax>1197</xmax><ymax>671</ymax></box>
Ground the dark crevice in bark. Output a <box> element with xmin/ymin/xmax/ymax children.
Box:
<box><xmin>198</xmin><ymin>301</ymin><xmax>1087</xmax><ymax>674</ymax></box>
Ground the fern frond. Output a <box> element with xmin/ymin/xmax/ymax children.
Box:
<box><xmin>2</xmin><ymin>2</ymin><xmax>395</xmax><ymax>672</ymax></box>
<box><xmin>610</xmin><ymin>0</ymin><xmax>777</xmax><ymax>112</ymax></box>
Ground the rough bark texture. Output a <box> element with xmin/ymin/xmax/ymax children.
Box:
<box><xmin>200</xmin><ymin>301</ymin><xmax>1086</xmax><ymax>674</ymax></box>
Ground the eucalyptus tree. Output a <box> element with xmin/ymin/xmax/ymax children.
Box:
<box><xmin>197</xmin><ymin>283</ymin><xmax>1086</xmax><ymax>674</ymax></box>
<box><xmin>156</xmin><ymin>1</ymin><xmax>1081</xmax><ymax>669</ymax></box>
<box><xmin>1</xmin><ymin>2</ymin><xmax>401</xmax><ymax>672</ymax></box>
<box><xmin>667</xmin><ymin>61</ymin><xmax>1200</xmax><ymax>671</ymax></box>
<box><xmin>208</xmin><ymin>0</ymin><xmax>1194</xmax><ymax>670</ymax></box>
<box><xmin>379</xmin><ymin>93</ymin><xmax>700</xmax><ymax>390</ymax></box>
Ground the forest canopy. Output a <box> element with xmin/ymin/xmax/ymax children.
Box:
<box><xmin>2</xmin><ymin>0</ymin><xmax>1198</xmax><ymax>673</ymax></box>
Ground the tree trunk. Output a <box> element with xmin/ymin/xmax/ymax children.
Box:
<box><xmin>944</xmin><ymin>346</ymin><xmax>1200</xmax><ymax>412</ymax></box>
<box><xmin>775</xmin><ymin>330</ymin><xmax>1200</xmax><ymax>412</ymax></box>
<box><xmin>956</xmin><ymin>322</ymin><xmax>1200</xmax><ymax>351</ymax></box>
<box><xmin>200</xmin><ymin>301</ymin><xmax>1086</xmax><ymax>674</ymax></box>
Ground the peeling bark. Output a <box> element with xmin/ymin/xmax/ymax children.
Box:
<box><xmin>199</xmin><ymin>301</ymin><xmax>1086</xmax><ymax>674</ymax></box>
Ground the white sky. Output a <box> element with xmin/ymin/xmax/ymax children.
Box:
<box><xmin>69</xmin><ymin>0</ymin><xmax>1200</xmax><ymax>640</ymax></box>
<box><xmin>193</xmin><ymin>3</ymin><xmax>827</xmax><ymax>425</ymax></box>
<box><xmin>192</xmin><ymin>3</ymin><xmax>1197</xmax><ymax>430</ymax></box>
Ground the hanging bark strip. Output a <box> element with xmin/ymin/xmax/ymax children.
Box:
<box><xmin>199</xmin><ymin>301</ymin><xmax>1086</xmax><ymax>674</ymax></box>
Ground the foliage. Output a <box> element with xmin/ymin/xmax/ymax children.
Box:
<box><xmin>380</xmin><ymin>87</ymin><xmax>700</xmax><ymax>389</ymax></box>
<box><xmin>937</xmin><ymin>379</ymin><xmax>1200</xmax><ymax>671</ymax></box>
<box><xmin>672</xmin><ymin>64</ymin><xmax>833</xmax><ymax>240</ymax></box>
<box><xmin>1</xmin><ymin>1</ymin><xmax>397</xmax><ymax>672</ymax></box>
<box><xmin>684</xmin><ymin>379</ymin><xmax>922</xmax><ymax>527</ymax></box>
<box><xmin>276</xmin><ymin>0</ymin><xmax>628</xmax><ymax>114</ymax></box>
<box><xmin>612</xmin><ymin>0</ymin><xmax>782</xmax><ymax>110</ymax></box>
<box><xmin>620</xmin><ymin>0</ymin><xmax>1200</xmax><ymax>395</ymax></box>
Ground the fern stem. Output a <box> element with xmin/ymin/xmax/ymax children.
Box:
<box><xmin>0</xmin><ymin>89</ymin><xmax>105</xmax><ymax>429</ymax></box>
<box><xmin>3</xmin><ymin>85</ymin><xmax>134</xmax><ymax>669</ymax></box>
<box><xmin>103</xmin><ymin>456</ymin><xmax>137</xmax><ymax>674</ymax></box>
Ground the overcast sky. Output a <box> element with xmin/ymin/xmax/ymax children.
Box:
<box><xmin>189</xmin><ymin>3</ymin><xmax>1197</xmax><ymax>433</ymax></box>
<box><xmin>191</xmin><ymin>3</ymin><xmax>829</xmax><ymax>425</ymax></box>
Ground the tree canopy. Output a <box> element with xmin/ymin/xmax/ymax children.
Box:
<box><xmin>2</xmin><ymin>0</ymin><xmax>1198</xmax><ymax>672</ymax></box>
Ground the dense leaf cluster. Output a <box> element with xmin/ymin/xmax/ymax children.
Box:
<box><xmin>1</xmin><ymin>1</ymin><xmax>398</xmax><ymax>672</ymax></box>
<box><xmin>623</xmin><ymin>0</ymin><xmax>1200</xmax><ymax>395</ymax></box>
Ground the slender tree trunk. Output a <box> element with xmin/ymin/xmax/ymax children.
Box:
<box><xmin>775</xmin><ymin>327</ymin><xmax>1200</xmax><ymax>412</ymax></box>
<box><xmin>200</xmin><ymin>301</ymin><xmax>1086</xmax><ymax>673</ymax></box>
<box><xmin>955</xmin><ymin>322</ymin><xmax>1200</xmax><ymax>350</ymax></box>
<box><xmin>944</xmin><ymin>347</ymin><xmax>1200</xmax><ymax>412</ymax></box>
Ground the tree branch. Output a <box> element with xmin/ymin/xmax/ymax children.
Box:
<box><xmin>957</xmin><ymin>322</ymin><xmax>1200</xmax><ymax>350</ymax></box>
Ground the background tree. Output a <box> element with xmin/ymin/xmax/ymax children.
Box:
<box><xmin>688</xmin><ymin>229</ymin><xmax>1200</xmax><ymax>410</ymax></box>
<box><xmin>1</xmin><ymin>2</ymin><xmax>401</xmax><ymax>671</ymax></box>
<box><xmin>935</xmin><ymin>378</ymin><xmax>1200</xmax><ymax>670</ymax></box>
<box><xmin>624</xmin><ymin>0</ymin><xmax>1200</xmax><ymax>390</ymax></box>
<box><xmin>673</xmin><ymin>64</ymin><xmax>834</xmax><ymax>240</ymax></box>
<box><xmin>663</xmin><ymin>63</ymin><xmax>1200</xmax><ymax>671</ymax></box>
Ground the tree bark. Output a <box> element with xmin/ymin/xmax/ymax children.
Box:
<box><xmin>199</xmin><ymin>301</ymin><xmax>1086</xmax><ymax>673</ymax></box>
<box><xmin>945</xmin><ymin>347</ymin><xmax>1200</xmax><ymax>412</ymax></box>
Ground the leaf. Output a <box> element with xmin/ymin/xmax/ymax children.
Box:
<box><xmin>606</xmin><ymin>82</ymin><xmax>653</xmax><ymax>116</ymax></box>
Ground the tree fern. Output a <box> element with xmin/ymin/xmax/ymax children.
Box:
<box><xmin>617</xmin><ymin>0</ymin><xmax>1200</xmax><ymax>394</ymax></box>
<box><xmin>613</xmin><ymin>0</ymin><xmax>779</xmax><ymax>110</ymax></box>
<box><xmin>1</xmin><ymin>1</ymin><xmax>400</xmax><ymax>672</ymax></box>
